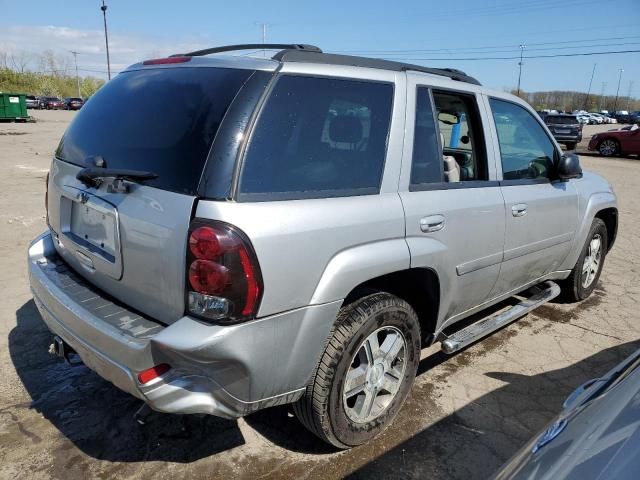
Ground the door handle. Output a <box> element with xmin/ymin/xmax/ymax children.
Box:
<box><xmin>512</xmin><ymin>203</ymin><xmax>528</xmax><ymax>217</ymax></box>
<box><xmin>420</xmin><ymin>214</ymin><xmax>445</xmax><ymax>233</ymax></box>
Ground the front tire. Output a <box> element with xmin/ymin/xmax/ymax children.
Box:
<box><xmin>598</xmin><ymin>139</ymin><xmax>619</xmax><ymax>157</ymax></box>
<box><xmin>561</xmin><ymin>218</ymin><xmax>608</xmax><ymax>302</ymax></box>
<box><xmin>565</xmin><ymin>142</ymin><xmax>577</xmax><ymax>150</ymax></box>
<box><xmin>294</xmin><ymin>293</ymin><xmax>421</xmax><ymax>448</ymax></box>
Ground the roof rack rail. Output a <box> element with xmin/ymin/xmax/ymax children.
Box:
<box><xmin>172</xmin><ymin>43</ymin><xmax>322</xmax><ymax>58</ymax></box>
<box><xmin>272</xmin><ymin>50</ymin><xmax>481</xmax><ymax>86</ymax></box>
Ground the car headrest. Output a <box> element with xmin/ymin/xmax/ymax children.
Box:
<box><xmin>329</xmin><ymin>115</ymin><xmax>363</xmax><ymax>143</ymax></box>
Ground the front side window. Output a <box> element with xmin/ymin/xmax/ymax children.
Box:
<box><xmin>239</xmin><ymin>75</ymin><xmax>393</xmax><ymax>199</ymax></box>
<box><xmin>490</xmin><ymin>98</ymin><xmax>556</xmax><ymax>181</ymax></box>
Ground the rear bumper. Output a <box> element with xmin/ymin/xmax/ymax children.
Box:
<box><xmin>28</xmin><ymin>231</ymin><xmax>340</xmax><ymax>418</ymax></box>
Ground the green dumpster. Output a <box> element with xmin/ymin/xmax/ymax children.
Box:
<box><xmin>0</xmin><ymin>92</ymin><xmax>28</xmax><ymax>121</ymax></box>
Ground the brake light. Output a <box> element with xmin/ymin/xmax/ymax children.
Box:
<box><xmin>186</xmin><ymin>221</ymin><xmax>263</xmax><ymax>323</ymax></box>
<box><xmin>143</xmin><ymin>56</ymin><xmax>192</xmax><ymax>65</ymax></box>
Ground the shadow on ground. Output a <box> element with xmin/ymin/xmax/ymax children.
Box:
<box><xmin>9</xmin><ymin>299</ymin><xmax>639</xmax><ymax>477</ymax></box>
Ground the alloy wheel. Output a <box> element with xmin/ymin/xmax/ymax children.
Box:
<box><xmin>343</xmin><ymin>326</ymin><xmax>407</xmax><ymax>423</ymax></box>
<box><xmin>582</xmin><ymin>233</ymin><xmax>602</xmax><ymax>288</ymax></box>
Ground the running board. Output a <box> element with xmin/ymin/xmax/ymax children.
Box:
<box><xmin>441</xmin><ymin>281</ymin><xmax>561</xmax><ymax>354</ymax></box>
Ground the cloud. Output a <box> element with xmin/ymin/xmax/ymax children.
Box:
<box><xmin>0</xmin><ymin>25</ymin><xmax>212</xmax><ymax>77</ymax></box>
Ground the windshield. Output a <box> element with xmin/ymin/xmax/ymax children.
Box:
<box><xmin>56</xmin><ymin>67</ymin><xmax>253</xmax><ymax>195</ymax></box>
<box><xmin>545</xmin><ymin>116</ymin><xmax>578</xmax><ymax>125</ymax></box>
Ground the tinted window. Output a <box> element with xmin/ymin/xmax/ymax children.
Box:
<box><xmin>433</xmin><ymin>90</ymin><xmax>487</xmax><ymax>182</ymax></box>
<box><xmin>490</xmin><ymin>98</ymin><xmax>556</xmax><ymax>181</ymax></box>
<box><xmin>56</xmin><ymin>67</ymin><xmax>253</xmax><ymax>195</ymax></box>
<box><xmin>239</xmin><ymin>75</ymin><xmax>393</xmax><ymax>199</ymax></box>
<box><xmin>411</xmin><ymin>87</ymin><xmax>442</xmax><ymax>184</ymax></box>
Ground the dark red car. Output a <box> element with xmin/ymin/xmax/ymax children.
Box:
<box><xmin>588</xmin><ymin>125</ymin><xmax>640</xmax><ymax>157</ymax></box>
<box><xmin>42</xmin><ymin>97</ymin><xmax>65</xmax><ymax>110</ymax></box>
<box><xmin>64</xmin><ymin>97</ymin><xmax>84</xmax><ymax>110</ymax></box>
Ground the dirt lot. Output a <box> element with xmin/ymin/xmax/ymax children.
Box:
<box><xmin>0</xmin><ymin>111</ymin><xmax>638</xmax><ymax>479</ymax></box>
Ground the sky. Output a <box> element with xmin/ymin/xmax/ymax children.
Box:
<box><xmin>1</xmin><ymin>0</ymin><xmax>639</xmax><ymax>96</ymax></box>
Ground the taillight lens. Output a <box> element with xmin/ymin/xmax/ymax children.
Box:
<box><xmin>186</xmin><ymin>220</ymin><xmax>263</xmax><ymax>324</ymax></box>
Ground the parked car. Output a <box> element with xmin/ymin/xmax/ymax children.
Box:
<box><xmin>28</xmin><ymin>43</ymin><xmax>618</xmax><ymax>448</ymax></box>
<box><xmin>544</xmin><ymin>114</ymin><xmax>583</xmax><ymax>149</ymax></box>
<box><xmin>25</xmin><ymin>95</ymin><xmax>39</xmax><ymax>109</ymax></box>
<box><xmin>494</xmin><ymin>348</ymin><xmax>640</xmax><ymax>480</ymax></box>
<box><xmin>41</xmin><ymin>97</ymin><xmax>64</xmax><ymax>110</ymax></box>
<box><xmin>63</xmin><ymin>97</ymin><xmax>84</xmax><ymax>110</ymax></box>
<box><xmin>588</xmin><ymin>124</ymin><xmax>640</xmax><ymax>157</ymax></box>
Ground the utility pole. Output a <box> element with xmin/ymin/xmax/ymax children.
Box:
<box><xmin>101</xmin><ymin>1</ymin><xmax>111</xmax><ymax>80</ymax></box>
<box><xmin>599</xmin><ymin>82</ymin><xmax>607</xmax><ymax>111</ymax></box>
<box><xmin>516</xmin><ymin>44</ymin><xmax>526</xmax><ymax>97</ymax></box>
<box><xmin>585</xmin><ymin>63</ymin><xmax>596</xmax><ymax>111</ymax></box>
<box><xmin>613</xmin><ymin>68</ymin><xmax>624</xmax><ymax>114</ymax></box>
<box><xmin>70</xmin><ymin>51</ymin><xmax>81</xmax><ymax>98</ymax></box>
<box><xmin>627</xmin><ymin>80</ymin><xmax>634</xmax><ymax>111</ymax></box>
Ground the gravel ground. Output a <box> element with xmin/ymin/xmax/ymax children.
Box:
<box><xmin>0</xmin><ymin>111</ymin><xmax>638</xmax><ymax>479</ymax></box>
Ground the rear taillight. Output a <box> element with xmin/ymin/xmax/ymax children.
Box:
<box><xmin>186</xmin><ymin>220</ymin><xmax>263</xmax><ymax>324</ymax></box>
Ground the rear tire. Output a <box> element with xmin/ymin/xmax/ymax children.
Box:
<box><xmin>293</xmin><ymin>293</ymin><xmax>421</xmax><ymax>448</ymax></box>
<box><xmin>560</xmin><ymin>218</ymin><xmax>608</xmax><ymax>302</ymax></box>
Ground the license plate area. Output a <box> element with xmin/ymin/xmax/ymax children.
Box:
<box><xmin>57</xmin><ymin>188</ymin><xmax>123</xmax><ymax>279</ymax></box>
<box><xmin>69</xmin><ymin>201</ymin><xmax>117</xmax><ymax>261</ymax></box>
<box><xmin>556</xmin><ymin>129</ymin><xmax>570</xmax><ymax>134</ymax></box>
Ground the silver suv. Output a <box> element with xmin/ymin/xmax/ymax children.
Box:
<box><xmin>28</xmin><ymin>44</ymin><xmax>618</xmax><ymax>448</ymax></box>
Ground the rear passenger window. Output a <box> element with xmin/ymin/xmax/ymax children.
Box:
<box><xmin>489</xmin><ymin>98</ymin><xmax>556</xmax><ymax>181</ymax></box>
<box><xmin>433</xmin><ymin>91</ymin><xmax>487</xmax><ymax>182</ymax></box>
<box><xmin>410</xmin><ymin>88</ymin><xmax>488</xmax><ymax>187</ymax></box>
<box><xmin>411</xmin><ymin>88</ymin><xmax>442</xmax><ymax>184</ymax></box>
<box><xmin>239</xmin><ymin>75</ymin><xmax>393</xmax><ymax>200</ymax></box>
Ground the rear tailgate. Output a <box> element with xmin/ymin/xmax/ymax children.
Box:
<box><xmin>47</xmin><ymin>64</ymin><xmax>257</xmax><ymax>324</ymax></box>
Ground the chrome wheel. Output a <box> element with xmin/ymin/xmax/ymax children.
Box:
<box><xmin>599</xmin><ymin>139</ymin><xmax>617</xmax><ymax>156</ymax></box>
<box><xmin>343</xmin><ymin>326</ymin><xmax>407</xmax><ymax>423</ymax></box>
<box><xmin>581</xmin><ymin>233</ymin><xmax>602</xmax><ymax>288</ymax></box>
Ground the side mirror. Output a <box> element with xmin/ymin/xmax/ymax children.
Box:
<box><xmin>557</xmin><ymin>153</ymin><xmax>582</xmax><ymax>181</ymax></box>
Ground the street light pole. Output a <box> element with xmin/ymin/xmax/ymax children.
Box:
<box><xmin>70</xmin><ymin>50</ymin><xmax>80</xmax><ymax>98</ymax></box>
<box><xmin>613</xmin><ymin>68</ymin><xmax>623</xmax><ymax>114</ymax></box>
<box><xmin>516</xmin><ymin>44</ymin><xmax>526</xmax><ymax>96</ymax></box>
<box><xmin>101</xmin><ymin>1</ymin><xmax>111</xmax><ymax>80</ymax></box>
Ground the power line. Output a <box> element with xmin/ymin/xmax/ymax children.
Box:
<box><xmin>335</xmin><ymin>35</ymin><xmax>640</xmax><ymax>55</ymax></box>
<box><xmin>382</xmin><ymin>49</ymin><xmax>640</xmax><ymax>62</ymax></box>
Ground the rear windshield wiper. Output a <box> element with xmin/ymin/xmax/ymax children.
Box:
<box><xmin>76</xmin><ymin>167</ymin><xmax>158</xmax><ymax>191</ymax></box>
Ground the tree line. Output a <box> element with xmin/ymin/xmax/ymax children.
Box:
<box><xmin>510</xmin><ymin>89</ymin><xmax>639</xmax><ymax>113</ymax></box>
<box><xmin>0</xmin><ymin>50</ymin><xmax>105</xmax><ymax>99</ymax></box>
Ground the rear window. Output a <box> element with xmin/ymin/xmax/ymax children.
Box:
<box><xmin>545</xmin><ymin>115</ymin><xmax>578</xmax><ymax>125</ymax></box>
<box><xmin>238</xmin><ymin>75</ymin><xmax>393</xmax><ymax>200</ymax></box>
<box><xmin>56</xmin><ymin>67</ymin><xmax>253</xmax><ymax>195</ymax></box>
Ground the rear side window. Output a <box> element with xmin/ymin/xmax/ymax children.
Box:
<box><xmin>238</xmin><ymin>75</ymin><xmax>393</xmax><ymax>200</ymax></box>
<box><xmin>56</xmin><ymin>67</ymin><xmax>253</xmax><ymax>195</ymax></box>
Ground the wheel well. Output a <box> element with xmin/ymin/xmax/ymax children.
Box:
<box><xmin>343</xmin><ymin>268</ymin><xmax>440</xmax><ymax>346</ymax></box>
<box><xmin>595</xmin><ymin>207</ymin><xmax>618</xmax><ymax>251</ymax></box>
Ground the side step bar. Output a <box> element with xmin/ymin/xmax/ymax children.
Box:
<box><xmin>441</xmin><ymin>281</ymin><xmax>561</xmax><ymax>354</ymax></box>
